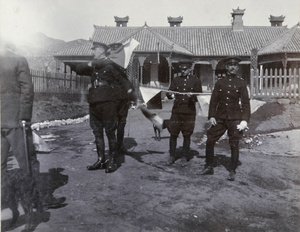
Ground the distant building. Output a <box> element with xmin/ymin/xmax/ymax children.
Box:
<box><xmin>54</xmin><ymin>8</ymin><xmax>300</xmax><ymax>91</ymax></box>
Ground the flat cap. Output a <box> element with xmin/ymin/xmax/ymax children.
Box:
<box><xmin>178</xmin><ymin>58</ymin><xmax>193</xmax><ymax>68</ymax></box>
<box><xmin>223</xmin><ymin>56</ymin><xmax>242</xmax><ymax>64</ymax></box>
<box><xmin>91</xmin><ymin>42</ymin><xmax>109</xmax><ymax>50</ymax></box>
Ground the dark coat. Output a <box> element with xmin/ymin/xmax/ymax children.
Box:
<box><xmin>76</xmin><ymin>58</ymin><xmax>133</xmax><ymax>103</ymax></box>
<box><xmin>167</xmin><ymin>75</ymin><xmax>203</xmax><ymax>115</ymax></box>
<box><xmin>208</xmin><ymin>75</ymin><xmax>250</xmax><ymax>122</ymax></box>
<box><xmin>0</xmin><ymin>50</ymin><xmax>34</xmax><ymax>128</ymax></box>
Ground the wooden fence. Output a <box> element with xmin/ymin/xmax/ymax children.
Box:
<box><xmin>250</xmin><ymin>68</ymin><xmax>300</xmax><ymax>99</ymax></box>
<box><xmin>31</xmin><ymin>70</ymin><xmax>90</xmax><ymax>94</ymax></box>
<box><xmin>31</xmin><ymin>68</ymin><xmax>300</xmax><ymax>100</ymax></box>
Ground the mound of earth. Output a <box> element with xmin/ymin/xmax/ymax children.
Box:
<box><xmin>247</xmin><ymin>100</ymin><xmax>300</xmax><ymax>134</ymax></box>
<box><xmin>32</xmin><ymin>100</ymin><xmax>89</xmax><ymax>124</ymax></box>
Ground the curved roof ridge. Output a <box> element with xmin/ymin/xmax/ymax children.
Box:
<box><xmin>144</xmin><ymin>25</ymin><xmax>193</xmax><ymax>54</ymax></box>
<box><xmin>259</xmin><ymin>23</ymin><xmax>300</xmax><ymax>54</ymax></box>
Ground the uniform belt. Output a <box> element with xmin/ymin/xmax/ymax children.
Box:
<box><xmin>94</xmin><ymin>80</ymin><xmax>111</xmax><ymax>87</ymax></box>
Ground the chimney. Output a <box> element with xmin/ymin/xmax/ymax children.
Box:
<box><xmin>167</xmin><ymin>16</ymin><xmax>183</xmax><ymax>27</ymax></box>
<box><xmin>114</xmin><ymin>16</ymin><xmax>129</xmax><ymax>27</ymax></box>
<box><xmin>231</xmin><ymin>7</ymin><xmax>245</xmax><ymax>31</ymax></box>
<box><xmin>269</xmin><ymin>15</ymin><xmax>285</xmax><ymax>26</ymax></box>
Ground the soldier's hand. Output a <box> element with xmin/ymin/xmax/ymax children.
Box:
<box><xmin>209</xmin><ymin>117</ymin><xmax>217</xmax><ymax>126</ymax></box>
<box><xmin>166</xmin><ymin>93</ymin><xmax>174</xmax><ymax>99</ymax></box>
<box><xmin>237</xmin><ymin>120</ymin><xmax>248</xmax><ymax>131</ymax></box>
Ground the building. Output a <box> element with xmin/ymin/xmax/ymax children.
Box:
<box><xmin>54</xmin><ymin>8</ymin><xmax>300</xmax><ymax>92</ymax></box>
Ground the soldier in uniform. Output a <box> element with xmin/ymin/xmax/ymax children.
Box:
<box><xmin>108</xmin><ymin>43</ymin><xmax>137</xmax><ymax>157</ymax></box>
<box><xmin>76</xmin><ymin>42</ymin><xmax>133</xmax><ymax>173</ymax></box>
<box><xmin>200</xmin><ymin>56</ymin><xmax>250</xmax><ymax>181</ymax></box>
<box><xmin>166</xmin><ymin>60</ymin><xmax>203</xmax><ymax>165</ymax></box>
<box><xmin>1</xmin><ymin>40</ymin><xmax>66</xmax><ymax>209</ymax></box>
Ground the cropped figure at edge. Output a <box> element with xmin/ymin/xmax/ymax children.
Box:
<box><xmin>200</xmin><ymin>56</ymin><xmax>250</xmax><ymax>181</ymax></box>
<box><xmin>166</xmin><ymin>59</ymin><xmax>203</xmax><ymax>165</ymax></box>
<box><xmin>76</xmin><ymin>41</ymin><xmax>134</xmax><ymax>173</ymax></box>
<box><xmin>0</xmin><ymin>40</ymin><xmax>66</xmax><ymax>209</ymax></box>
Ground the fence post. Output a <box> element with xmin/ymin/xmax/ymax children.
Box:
<box><xmin>250</xmin><ymin>69</ymin><xmax>254</xmax><ymax>99</ymax></box>
<box><xmin>283</xmin><ymin>68</ymin><xmax>287</xmax><ymax>98</ymax></box>
<box><xmin>274</xmin><ymin>68</ymin><xmax>278</xmax><ymax>97</ymax></box>
<box><xmin>270</xmin><ymin>68</ymin><xmax>273</xmax><ymax>97</ymax></box>
<box><xmin>298</xmin><ymin>68</ymin><xmax>300</xmax><ymax>99</ymax></box>
<box><xmin>293</xmin><ymin>68</ymin><xmax>297</xmax><ymax>99</ymax></box>
<box><xmin>279</xmin><ymin>69</ymin><xmax>282</xmax><ymax>97</ymax></box>
<box><xmin>264</xmin><ymin>69</ymin><xmax>268</xmax><ymax>97</ymax></box>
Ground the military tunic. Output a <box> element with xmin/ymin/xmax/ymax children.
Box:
<box><xmin>205</xmin><ymin>74</ymin><xmax>250</xmax><ymax>171</ymax></box>
<box><xmin>76</xmin><ymin>58</ymin><xmax>133</xmax><ymax>160</ymax></box>
<box><xmin>167</xmin><ymin>74</ymin><xmax>202</xmax><ymax>137</ymax></box>
<box><xmin>208</xmin><ymin>75</ymin><xmax>250</xmax><ymax>121</ymax></box>
<box><xmin>0</xmin><ymin>49</ymin><xmax>39</xmax><ymax>181</ymax></box>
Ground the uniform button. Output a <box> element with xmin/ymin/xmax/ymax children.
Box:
<box><xmin>227</xmin><ymin>91</ymin><xmax>230</xmax><ymax>93</ymax></box>
<box><xmin>229</xmin><ymin>85</ymin><xmax>231</xmax><ymax>87</ymax></box>
<box><xmin>183</xmin><ymin>88</ymin><xmax>185</xmax><ymax>90</ymax></box>
<box><xmin>226</xmin><ymin>103</ymin><xmax>228</xmax><ymax>106</ymax></box>
<box><xmin>226</xmin><ymin>97</ymin><xmax>229</xmax><ymax>99</ymax></box>
<box><xmin>229</xmin><ymin>79</ymin><xmax>232</xmax><ymax>81</ymax></box>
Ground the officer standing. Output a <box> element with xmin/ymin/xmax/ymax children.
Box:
<box><xmin>166</xmin><ymin>60</ymin><xmax>203</xmax><ymax>165</ymax></box>
<box><xmin>108</xmin><ymin>43</ymin><xmax>137</xmax><ymax>158</ymax></box>
<box><xmin>200</xmin><ymin>56</ymin><xmax>250</xmax><ymax>181</ymax></box>
<box><xmin>76</xmin><ymin>42</ymin><xmax>133</xmax><ymax>173</ymax></box>
<box><xmin>0</xmin><ymin>40</ymin><xmax>65</xmax><ymax>209</ymax></box>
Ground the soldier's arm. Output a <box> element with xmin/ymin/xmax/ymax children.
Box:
<box><xmin>240</xmin><ymin>84</ymin><xmax>251</xmax><ymax>122</ymax></box>
<box><xmin>208</xmin><ymin>82</ymin><xmax>220</xmax><ymax>120</ymax></box>
<box><xmin>75</xmin><ymin>62</ymin><xmax>93</xmax><ymax>76</ymax></box>
<box><xmin>166</xmin><ymin>78</ymin><xmax>176</xmax><ymax>99</ymax></box>
<box><xmin>18</xmin><ymin>56</ymin><xmax>34</xmax><ymax>122</ymax></box>
<box><xmin>110</xmin><ymin>64</ymin><xmax>133</xmax><ymax>94</ymax></box>
<box><xmin>191</xmin><ymin>77</ymin><xmax>203</xmax><ymax>102</ymax></box>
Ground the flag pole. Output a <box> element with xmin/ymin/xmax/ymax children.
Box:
<box><xmin>22</xmin><ymin>120</ymin><xmax>31</xmax><ymax>176</ymax></box>
<box><xmin>157</xmin><ymin>42</ymin><xmax>160</xmax><ymax>64</ymax></box>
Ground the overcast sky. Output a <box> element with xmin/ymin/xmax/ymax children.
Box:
<box><xmin>1</xmin><ymin>0</ymin><xmax>300</xmax><ymax>44</ymax></box>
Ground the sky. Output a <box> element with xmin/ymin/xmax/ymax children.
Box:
<box><xmin>0</xmin><ymin>0</ymin><xmax>300</xmax><ymax>44</ymax></box>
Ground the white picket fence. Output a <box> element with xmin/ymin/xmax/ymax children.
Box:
<box><xmin>250</xmin><ymin>68</ymin><xmax>300</xmax><ymax>99</ymax></box>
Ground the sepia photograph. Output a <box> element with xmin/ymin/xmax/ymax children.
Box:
<box><xmin>1</xmin><ymin>0</ymin><xmax>300</xmax><ymax>231</ymax></box>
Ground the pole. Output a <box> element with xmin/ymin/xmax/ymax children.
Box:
<box><xmin>22</xmin><ymin>120</ymin><xmax>31</xmax><ymax>176</ymax></box>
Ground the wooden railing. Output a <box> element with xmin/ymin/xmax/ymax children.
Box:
<box><xmin>31</xmin><ymin>70</ymin><xmax>90</xmax><ymax>94</ymax></box>
<box><xmin>250</xmin><ymin>68</ymin><xmax>300</xmax><ymax>99</ymax></box>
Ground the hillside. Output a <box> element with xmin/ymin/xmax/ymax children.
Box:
<box><xmin>15</xmin><ymin>32</ymin><xmax>88</xmax><ymax>71</ymax></box>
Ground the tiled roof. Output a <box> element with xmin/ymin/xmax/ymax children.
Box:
<box><xmin>93</xmin><ymin>24</ymin><xmax>193</xmax><ymax>55</ymax></box>
<box><xmin>55</xmin><ymin>24</ymin><xmax>289</xmax><ymax>58</ymax></box>
<box><xmin>258</xmin><ymin>23</ymin><xmax>300</xmax><ymax>55</ymax></box>
<box><xmin>154</xmin><ymin>26</ymin><xmax>288</xmax><ymax>56</ymax></box>
<box><xmin>55</xmin><ymin>40</ymin><xmax>93</xmax><ymax>56</ymax></box>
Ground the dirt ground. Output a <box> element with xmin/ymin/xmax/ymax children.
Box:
<box><xmin>2</xmin><ymin>99</ymin><xmax>300</xmax><ymax>232</ymax></box>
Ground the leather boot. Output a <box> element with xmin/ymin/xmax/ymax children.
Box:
<box><xmin>230</xmin><ymin>142</ymin><xmax>239</xmax><ymax>171</ymax></box>
<box><xmin>227</xmin><ymin>170</ymin><xmax>236</xmax><ymax>181</ymax></box>
<box><xmin>87</xmin><ymin>138</ymin><xmax>106</xmax><ymax>170</ymax></box>
<box><xmin>167</xmin><ymin>137</ymin><xmax>177</xmax><ymax>165</ymax></box>
<box><xmin>106</xmin><ymin>152</ymin><xmax>118</xmax><ymax>173</ymax></box>
<box><xmin>182</xmin><ymin>139</ymin><xmax>191</xmax><ymax>161</ymax></box>
<box><xmin>87</xmin><ymin>158</ymin><xmax>107</xmax><ymax>170</ymax></box>
<box><xmin>200</xmin><ymin>165</ymin><xmax>214</xmax><ymax>175</ymax></box>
